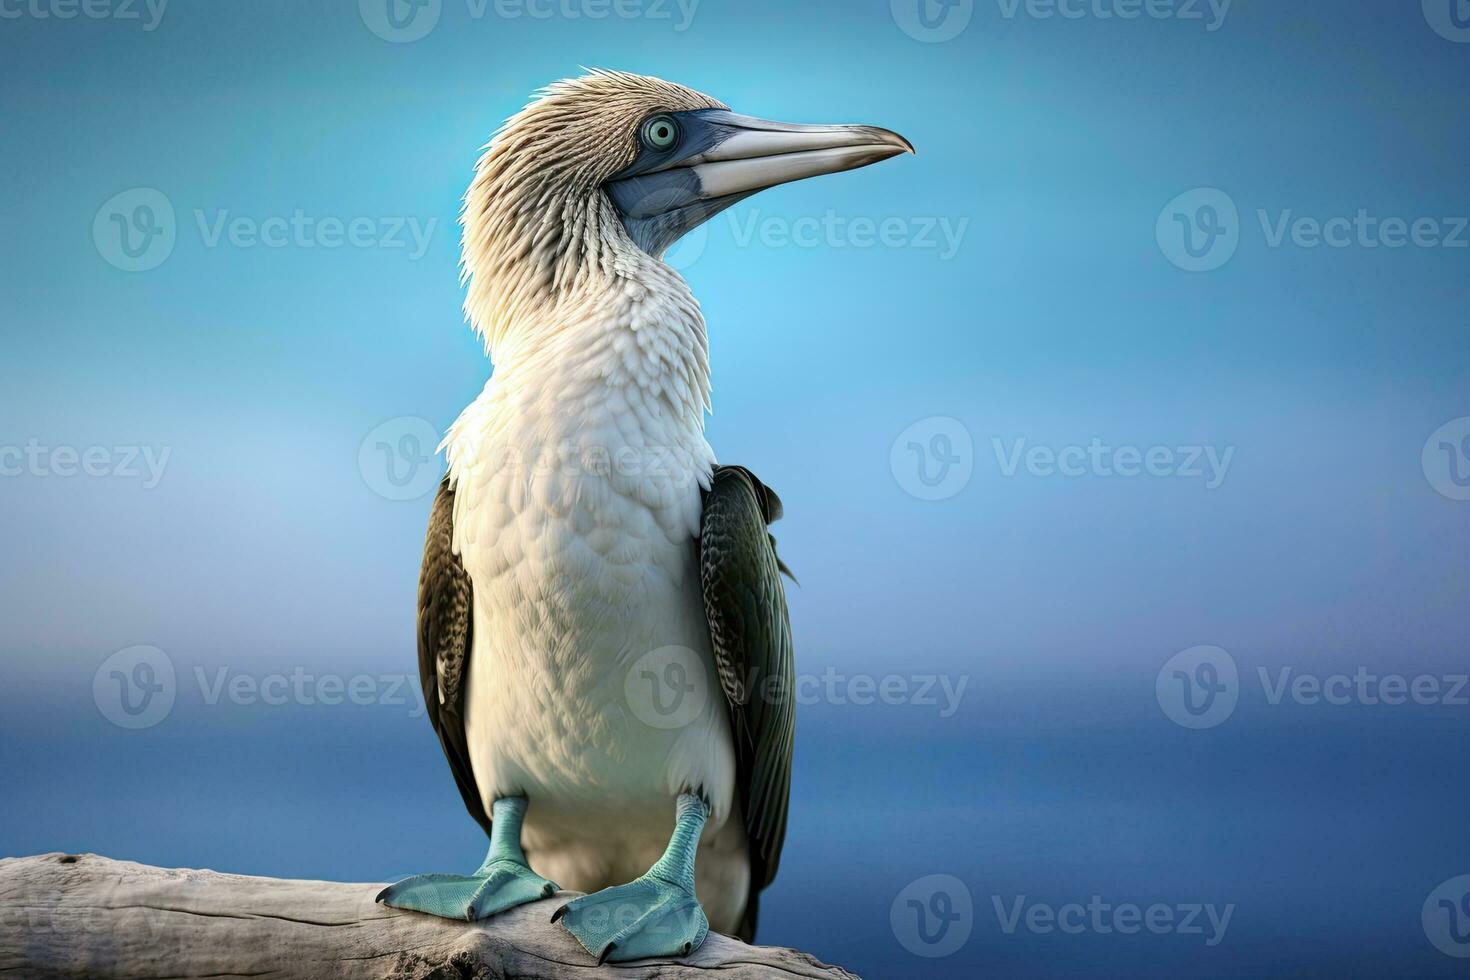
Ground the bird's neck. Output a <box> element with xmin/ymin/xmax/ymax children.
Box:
<box><xmin>491</xmin><ymin>247</ymin><xmax>711</xmax><ymax>427</ymax></box>
<box><xmin>460</xmin><ymin>180</ymin><xmax>712</xmax><ymax>427</ymax></box>
<box><xmin>445</xmin><ymin>252</ymin><xmax>715</xmax><ymax>522</ymax></box>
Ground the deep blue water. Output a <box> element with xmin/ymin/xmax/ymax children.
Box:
<box><xmin>5</xmin><ymin>668</ymin><xmax>1468</xmax><ymax>977</ymax></box>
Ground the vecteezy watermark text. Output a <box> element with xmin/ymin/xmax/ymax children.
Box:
<box><xmin>1158</xmin><ymin>188</ymin><xmax>1468</xmax><ymax>272</ymax></box>
<box><xmin>663</xmin><ymin>209</ymin><xmax>971</xmax><ymax>272</ymax></box>
<box><xmin>888</xmin><ymin>875</ymin><xmax>1234</xmax><ymax>959</ymax></box>
<box><xmin>996</xmin><ymin>0</ymin><xmax>1230</xmax><ymax>30</ymax></box>
<box><xmin>194</xmin><ymin>210</ymin><xmax>436</xmax><ymax>259</ymax></box>
<box><xmin>726</xmin><ymin>210</ymin><xmax>968</xmax><ymax>260</ymax></box>
<box><xmin>1158</xmin><ymin>646</ymin><xmax>1470</xmax><ymax>729</ymax></box>
<box><xmin>992</xmin><ymin>895</ymin><xmax>1234</xmax><ymax>946</ymax></box>
<box><xmin>992</xmin><ymin>437</ymin><xmax>1235</xmax><ymax>489</ymax></box>
<box><xmin>624</xmin><ymin>646</ymin><xmax>970</xmax><ymax>730</ymax></box>
<box><xmin>475</xmin><ymin>0</ymin><xmax>698</xmax><ymax>28</ymax></box>
<box><xmin>1259</xmin><ymin>667</ymin><xmax>1468</xmax><ymax>708</ymax></box>
<box><xmin>0</xmin><ymin>0</ymin><xmax>167</xmax><ymax>30</ymax></box>
<box><xmin>93</xmin><ymin>188</ymin><xmax>439</xmax><ymax>272</ymax></box>
<box><xmin>889</xmin><ymin>420</ymin><xmax>1233</xmax><ymax>500</ymax></box>
<box><xmin>93</xmin><ymin>646</ymin><xmax>430</xmax><ymax>729</ymax></box>
<box><xmin>1258</xmin><ymin>210</ymin><xmax>1469</xmax><ymax>251</ymax></box>
<box><xmin>195</xmin><ymin>666</ymin><xmax>426</xmax><ymax>714</ymax></box>
<box><xmin>0</xmin><ymin>440</ymin><xmax>170</xmax><ymax>489</ymax></box>
<box><xmin>794</xmin><ymin>668</ymin><xmax>968</xmax><ymax>717</ymax></box>
<box><xmin>359</xmin><ymin>0</ymin><xmax>699</xmax><ymax>42</ymax></box>
<box><xmin>890</xmin><ymin>0</ymin><xmax>1230</xmax><ymax>43</ymax></box>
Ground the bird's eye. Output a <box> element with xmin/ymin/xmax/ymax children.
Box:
<box><xmin>641</xmin><ymin>115</ymin><xmax>680</xmax><ymax>151</ymax></box>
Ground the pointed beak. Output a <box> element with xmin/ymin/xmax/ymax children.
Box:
<box><xmin>676</xmin><ymin>112</ymin><xmax>914</xmax><ymax>199</ymax></box>
<box><xmin>606</xmin><ymin>109</ymin><xmax>914</xmax><ymax>257</ymax></box>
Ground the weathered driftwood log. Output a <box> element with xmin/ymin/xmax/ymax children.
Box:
<box><xmin>0</xmin><ymin>853</ymin><xmax>856</xmax><ymax>979</ymax></box>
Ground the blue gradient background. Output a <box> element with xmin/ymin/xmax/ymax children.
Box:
<box><xmin>3</xmin><ymin>1</ymin><xmax>1468</xmax><ymax>976</ymax></box>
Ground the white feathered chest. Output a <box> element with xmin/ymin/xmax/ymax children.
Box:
<box><xmin>438</xmin><ymin>261</ymin><xmax>746</xmax><ymax>919</ymax></box>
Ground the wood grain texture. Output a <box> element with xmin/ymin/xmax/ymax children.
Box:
<box><xmin>0</xmin><ymin>853</ymin><xmax>857</xmax><ymax>980</ymax></box>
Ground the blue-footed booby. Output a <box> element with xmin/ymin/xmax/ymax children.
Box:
<box><xmin>378</xmin><ymin>70</ymin><xmax>912</xmax><ymax>962</ymax></box>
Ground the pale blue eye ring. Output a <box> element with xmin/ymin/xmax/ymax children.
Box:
<box><xmin>641</xmin><ymin>115</ymin><xmax>679</xmax><ymax>151</ymax></box>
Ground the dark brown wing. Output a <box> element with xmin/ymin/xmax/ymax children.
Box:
<box><xmin>698</xmin><ymin>465</ymin><xmax>795</xmax><ymax>940</ymax></box>
<box><xmin>417</xmin><ymin>477</ymin><xmax>489</xmax><ymax>835</ymax></box>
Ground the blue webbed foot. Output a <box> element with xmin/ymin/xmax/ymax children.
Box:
<box><xmin>553</xmin><ymin>873</ymin><xmax>709</xmax><ymax>963</ymax></box>
<box><xmin>376</xmin><ymin>796</ymin><xmax>558</xmax><ymax>921</ymax></box>
<box><xmin>552</xmin><ymin>793</ymin><xmax>712</xmax><ymax>963</ymax></box>
<box><xmin>377</xmin><ymin>859</ymin><xmax>558</xmax><ymax>921</ymax></box>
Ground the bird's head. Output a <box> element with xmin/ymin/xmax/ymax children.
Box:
<box><xmin>461</xmin><ymin>70</ymin><xmax>913</xmax><ymax>354</ymax></box>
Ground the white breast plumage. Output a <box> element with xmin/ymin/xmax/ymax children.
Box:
<box><xmin>440</xmin><ymin>256</ymin><xmax>748</xmax><ymax>930</ymax></box>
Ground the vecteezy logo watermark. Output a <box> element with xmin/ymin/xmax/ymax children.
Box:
<box><xmin>93</xmin><ymin>189</ymin><xmax>439</xmax><ymax>271</ymax></box>
<box><xmin>194</xmin><ymin>667</ymin><xmax>425</xmax><ymax>715</ymax></box>
<box><xmin>358</xmin><ymin>417</ymin><xmax>443</xmax><ymax>501</ymax></box>
<box><xmin>992</xmin><ymin>438</ymin><xmax>1235</xmax><ymax>489</ymax></box>
<box><xmin>1423</xmin><ymin>0</ymin><xmax>1470</xmax><ymax>43</ymax></box>
<box><xmin>897</xmin><ymin>0</ymin><xmax>1230</xmax><ymax>40</ymax></box>
<box><xmin>796</xmin><ymin>669</ymin><xmax>969</xmax><ymax>717</ymax></box>
<box><xmin>891</xmin><ymin>875</ymin><xmax>974</xmax><ymax>957</ymax></box>
<box><xmin>661</xmin><ymin>209</ymin><xmax>970</xmax><ymax>272</ymax></box>
<box><xmin>1256</xmin><ymin>210</ymin><xmax>1469</xmax><ymax>250</ymax></box>
<box><xmin>993</xmin><ymin>895</ymin><xmax>1234</xmax><ymax>946</ymax></box>
<box><xmin>480</xmin><ymin>0</ymin><xmax>699</xmax><ymax>29</ymax></box>
<box><xmin>1257</xmin><ymin>666</ymin><xmax>1468</xmax><ymax>708</ymax></box>
<box><xmin>1423</xmin><ymin>417</ymin><xmax>1470</xmax><ymax>501</ymax></box>
<box><xmin>1160</xmin><ymin>188</ymin><xmax>1470</xmax><ymax>272</ymax></box>
<box><xmin>94</xmin><ymin>646</ymin><xmax>176</xmax><ymax>729</ymax></box>
<box><xmin>1157</xmin><ymin>188</ymin><xmax>1240</xmax><ymax>272</ymax></box>
<box><xmin>625</xmin><ymin>645</ymin><xmax>710</xmax><ymax>729</ymax></box>
<box><xmin>360</xmin><ymin>0</ymin><xmax>699</xmax><ymax>41</ymax></box>
<box><xmin>1424</xmin><ymin>875</ymin><xmax>1470</xmax><ymax>958</ymax></box>
<box><xmin>891</xmin><ymin>0</ymin><xmax>975</xmax><ymax>42</ymax></box>
<box><xmin>193</xmin><ymin>210</ymin><xmax>437</xmax><ymax>258</ymax></box>
<box><xmin>995</xmin><ymin>0</ymin><xmax>1231</xmax><ymax>31</ymax></box>
<box><xmin>1156</xmin><ymin>645</ymin><xmax>1239</xmax><ymax>729</ymax></box>
<box><xmin>93</xmin><ymin>188</ymin><xmax>176</xmax><ymax>272</ymax></box>
<box><xmin>359</xmin><ymin>0</ymin><xmax>441</xmax><ymax>41</ymax></box>
<box><xmin>1160</xmin><ymin>649</ymin><xmax>1468</xmax><ymax>729</ymax></box>
<box><xmin>95</xmin><ymin>656</ymin><xmax>429</xmax><ymax>728</ymax></box>
<box><xmin>726</xmin><ymin>210</ymin><xmax>969</xmax><ymax>261</ymax></box>
<box><xmin>891</xmin><ymin>417</ymin><xmax>975</xmax><ymax>501</ymax></box>
<box><xmin>0</xmin><ymin>0</ymin><xmax>168</xmax><ymax>30</ymax></box>
<box><xmin>0</xmin><ymin>441</ymin><xmax>171</xmax><ymax>488</ymax></box>
<box><xmin>626</xmin><ymin>652</ymin><xmax>969</xmax><ymax>726</ymax></box>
